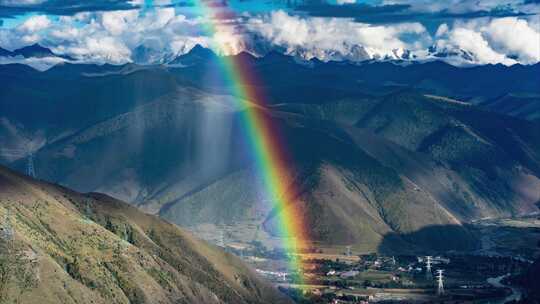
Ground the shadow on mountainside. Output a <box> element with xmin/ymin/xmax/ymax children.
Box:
<box><xmin>377</xmin><ymin>224</ymin><xmax>479</xmax><ymax>255</ymax></box>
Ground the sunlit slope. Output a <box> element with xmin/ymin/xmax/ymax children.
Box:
<box><xmin>282</xmin><ymin>92</ymin><xmax>540</xmax><ymax>219</ymax></box>
<box><xmin>0</xmin><ymin>165</ymin><xmax>290</xmax><ymax>304</ymax></box>
<box><xmin>354</xmin><ymin>92</ymin><xmax>540</xmax><ymax>215</ymax></box>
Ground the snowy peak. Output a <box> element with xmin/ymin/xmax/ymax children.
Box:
<box><xmin>167</xmin><ymin>44</ymin><xmax>218</xmax><ymax>66</ymax></box>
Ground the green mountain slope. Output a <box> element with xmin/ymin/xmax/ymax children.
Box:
<box><xmin>0</xmin><ymin>165</ymin><xmax>290</xmax><ymax>304</ymax></box>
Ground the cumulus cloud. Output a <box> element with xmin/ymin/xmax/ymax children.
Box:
<box><xmin>483</xmin><ymin>17</ymin><xmax>540</xmax><ymax>63</ymax></box>
<box><xmin>0</xmin><ymin>15</ymin><xmax>52</xmax><ymax>49</ymax></box>
<box><xmin>435</xmin><ymin>26</ymin><xmax>514</xmax><ymax>65</ymax></box>
<box><xmin>18</xmin><ymin>15</ymin><xmax>51</xmax><ymax>32</ymax></box>
<box><xmin>101</xmin><ymin>10</ymin><xmax>139</xmax><ymax>36</ymax></box>
<box><xmin>246</xmin><ymin>10</ymin><xmax>429</xmax><ymax>61</ymax></box>
<box><xmin>433</xmin><ymin>17</ymin><xmax>540</xmax><ymax>65</ymax></box>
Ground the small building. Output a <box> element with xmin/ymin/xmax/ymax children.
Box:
<box><xmin>340</xmin><ymin>270</ymin><xmax>359</xmax><ymax>278</ymax></box>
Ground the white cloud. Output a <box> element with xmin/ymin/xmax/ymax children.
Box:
<box><xmin>101</xmin><ymin>10</ymin><xmax>139</xmax><ymax>36</ymax></box>
<box><xmin>18</xmin><ymin>15</ymin><xmax>51</xmax><ymax>32</ymax></box>
<box><xmin>68</xmin><ymin>36</ymin><xmax>132</xmax><ymax>63</ymax></box>
<box><xmin>439</xmin><ymin>27</ymin><xmax>514</xmax><ymax>65</ymax></box>
<box><xmin>483</xmin><ymin>17</ymin><xmax>540</xmax><ymax>64</ymax></box>
<box><xmin>246</xmin><ymin>10</ymin><xmax>429</xmax><ymax>61</ymax></box>
<box><xmin>432</xmin><ymin>17</ymin><xmax>540</xmax><ymax>65</ymax></box>
<box><xmin>435</xmin><ymin>23</ymin><xmax>448</xmax><ymax>37</ymax></box>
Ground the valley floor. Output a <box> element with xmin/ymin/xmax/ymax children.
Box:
<box><xmin>190</xmin><ymin>215</ymin><xmax>540</xmax><ymax>303</ymax></box>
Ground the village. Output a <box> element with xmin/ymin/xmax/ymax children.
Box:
<box><xmin>223</xmin><ymin>242</ymin><xmax>530</xmax><ymax>304</ymax></box>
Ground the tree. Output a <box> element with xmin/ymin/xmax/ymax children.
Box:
<box><xmin>0</xmin><ymin>236</ymin><xmax>38</xmax><ymax>303</ymax></box>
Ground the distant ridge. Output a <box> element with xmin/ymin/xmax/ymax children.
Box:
<box><xmin>0</xmin><ymin>46</ymin><xmax>13</xmax><ymax>57</ymax></box>
<box><xmin>12</xmin><ymin>43</ymin><xmax>56</xmax><ymax>58</ymax></box>
<box><xmin>0</xmin><ymin>43</ymin><xmax>74</xmax><ymax>60</ymax></box>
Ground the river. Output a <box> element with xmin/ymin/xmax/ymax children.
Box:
<box><xmin>487</xmin><ymin>274</ymin><xmax>522</xmax><ymax>304</ymax></box>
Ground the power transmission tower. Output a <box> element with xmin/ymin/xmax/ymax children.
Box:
<box><xmin>84</xmin><ymin>200</ymin><xmax>93</xmax><ymax>219</ymax></box>
<box><xmin>27</xmin><ymin>153</ymin><xmax>36</xmax><ymax>178</ymax></box>
<box><xmin>0</xmin><ymin>148</ymin><xmax>37</xmax><ymax>178</ymax></box>
<box><xmin>436</xmin><ymin>269</ymin><xmax>445</xmax><ymax>296</ymax></box>
<box><xmin>217</xmin><ymin>230</ymin><xmax>225</xmax><ymax>247</ymax></box>
<box><xmin>425</xmin><ymin>256</ymin><xmax>433</xmax><ymax>280</ymax></box>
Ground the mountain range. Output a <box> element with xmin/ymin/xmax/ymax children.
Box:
<box><xmin>1</xmin><ymin>47</ymin><xmax>539</xmax><ymax>254</ymax></box>
<box><xmin>2</xmin><ymin>42</ymin><xmax>539</xmax><ymax>72</ymax></box>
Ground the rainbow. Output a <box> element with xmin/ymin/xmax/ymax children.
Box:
<box><xmin>186</xmin><ymin>1</ymin><xmax>309</xmax><ymax>284</ymax></box>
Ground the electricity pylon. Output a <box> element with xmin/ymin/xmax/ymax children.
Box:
<box><xmin>0</xmin><ymin>147</ymin><xmax>37</xmax><ymax>178</ymax></box>
<box><xmin>27</xmin><ymin>153</ymin><xmax>36</xmax><ymax>178</ymax></box>
<box><xmin>436</xmin><ymin>269</ymin><xmax>445</xmax><ymax>296</ymax></box>
<box><xmin>425</xmin><ymin>256</ymin><xmax>433</xmax><ymax>280</ymax></box>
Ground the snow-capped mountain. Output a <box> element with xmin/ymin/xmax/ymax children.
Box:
<box><xmin>131</xmin><ymin>44</ymin><xmax>191</xmax><ymax>65</ymax></box>
<box><xmin>0</xmin><ymin>41</ymin><xmax>532</xmax><ymax>71</ymax></box>
<box><xmin>283</xmin><ymin>44</ymin><xmax>414</xmax><ymax>63</ymax></box>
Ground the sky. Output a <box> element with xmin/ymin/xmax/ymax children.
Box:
<box><xmin>0</xmin><ymin>0</ymin><xmax>539</xmax><ymax>66</ymax></box>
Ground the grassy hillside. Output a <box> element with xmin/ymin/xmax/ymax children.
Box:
<box><xmin>0</xmin><ymin>165</ymin><xmax>290</xmax><ymax>304</ymax></box>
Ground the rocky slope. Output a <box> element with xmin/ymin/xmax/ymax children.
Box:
<box><xmin>0</xmin><ymin>165</ymin><xmax>290</xmax><ymax>304</ymax></box>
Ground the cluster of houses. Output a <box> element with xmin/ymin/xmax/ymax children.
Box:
<box><xmin>255</xmin><ymin>268</ymin><xmax>289</xmax><ymax>282</ymax></box>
